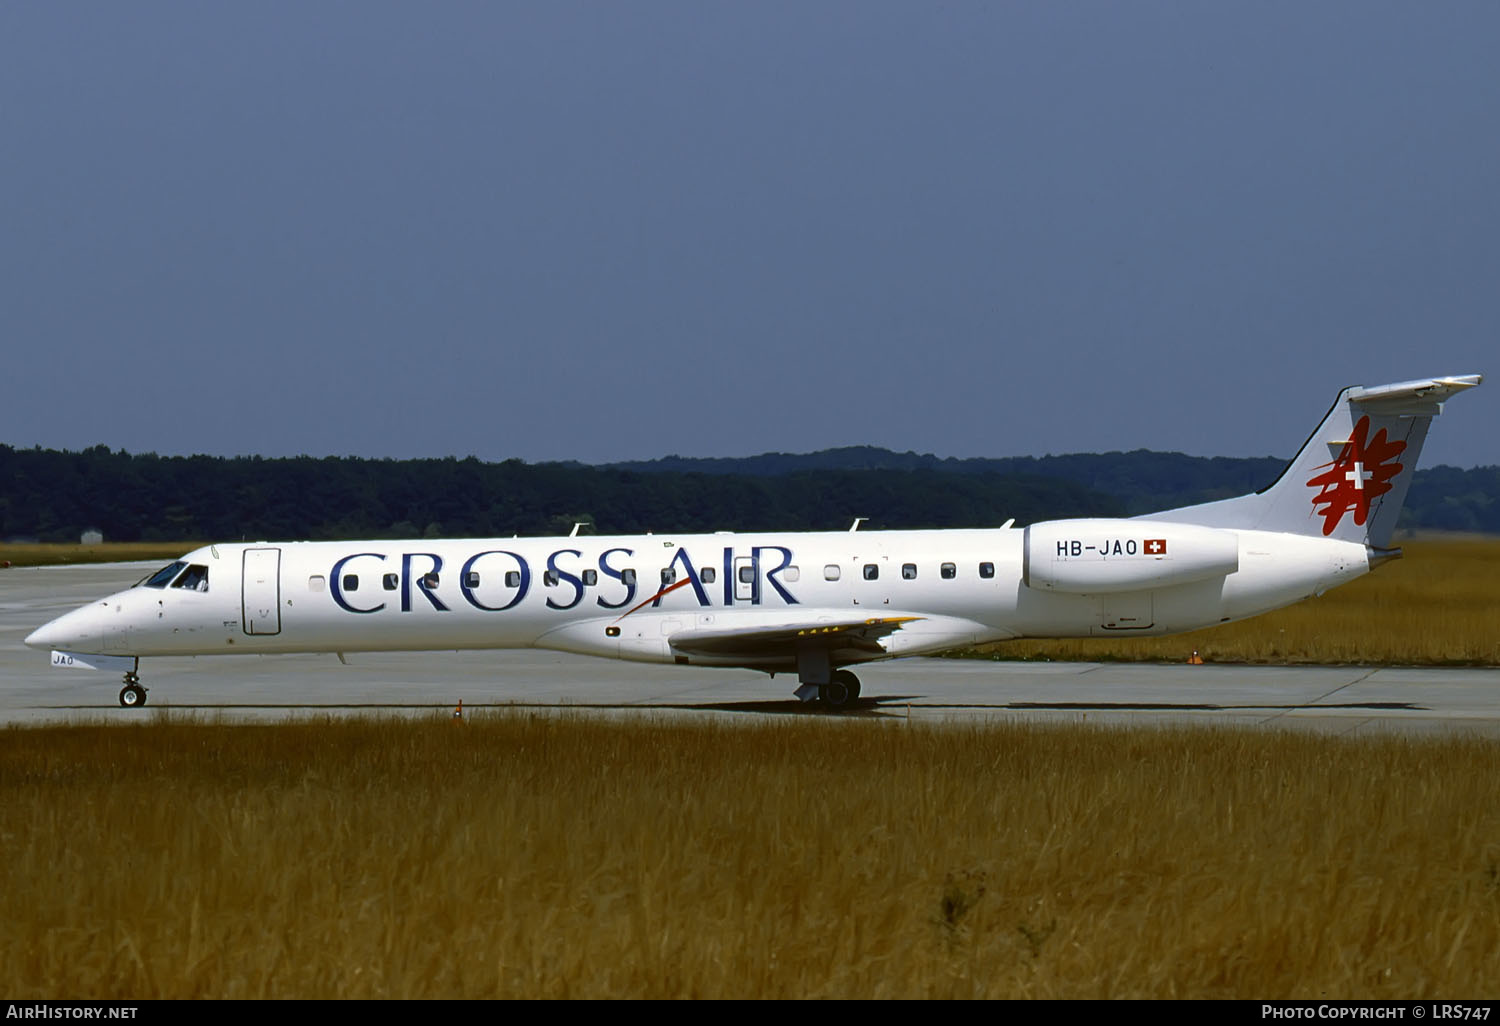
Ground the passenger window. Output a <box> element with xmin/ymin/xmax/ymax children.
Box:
<box><xmin>383</xmin><ymin>573</ymin><xmax>399</xmax><ymax>591</ymax></box>
<box><xmin>465</xmin><ymin>571</ymin><xmax>480</xmax><ymax>588</ymax></box>
<box><xmin>738</xmin><ymin>566</ymin><xmax>755</xmax><ymax>584</ymax></box>
<box><xmin>700</xmin><ymin>567</ymin><xmax>716</xmax><ymax>584</ymax></box>
<box><xmin>622</xmin><ymin>569</ymin><xmax>637</xmax><ymax>586</ymax></box>
<box><xmin>343</xmin><ymin>574</ymin><xmax>359</xmax><ymax>591</ymax></box>
<box><xmin>582</xmin><ymin>569</ymin><xmax>598</xmax><ymax>586</ymax></box>
<box><xmin>863</xmin><ymin>564</ymin><xmax>879</xmax><ymax>580</ymax></box>
<box><xmin>544</xmin><ymin>570</ymin><xmax>560</xmax><ymax>587</ymax></box>
<box><xmin>901</xmin><ymin>563</ymin><xmax>917</xmax><ymax>580</ymax></box>
<box><xmin>941</xmin><ymin>563</ymin><xmax>956</xmax><ymax>579</ymax></box>
<box><xmin>422</xmin><ymin>572</ymin><xmax>440</xmax><ymax>589</ymax></box>
<box><xmin>661</xmin><ymin>568</ymin><xmax>676</xmax><ymax>586</ymax></box>
<box><xmin>824</xmin><ymin>564</ymin><xmax>841</xmax><ymax>581</ymax></box>
<box><xmin>308</xmin><ymin>575</ymin><xmax>326</xmax><ymax>592</ymax></box>
<box><xmin>171</xmin><ymin>564</ymin><xmax>210</xmax><ymax>592</ymax></box>
<box><xmin>505</xmin><ymin>571</ymin><xmax>521</xmax><ymax>588</ymax></box>
<box><xmin>979</xmin><ymin>562</ymin><xmax>995</xmax><ymax>579</ymax></box>
<box><xmin>784</xmin><ymin>566</ymin><xmax>800</xmax><ymax>582</ymax></box>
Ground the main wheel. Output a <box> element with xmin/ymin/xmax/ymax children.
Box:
<box><xmin>822</xmin><ymin>670</ymin><xmax>861</xmax><ymax>709</ymax></box>
<box><xmin>119</xmin><ymin>683</ymin><xmax>147</xmax><ymax>708</ymax></box>
<box><xmin>835</xmin><ymin>669</ymin><xmax>861</xmax><ymax>701</ymax></box>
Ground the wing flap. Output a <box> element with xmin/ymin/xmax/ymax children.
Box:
<box><xmin>668</xmin><ymin>616</ymin><xmax>923</xmax><ymax>660</ymax></box>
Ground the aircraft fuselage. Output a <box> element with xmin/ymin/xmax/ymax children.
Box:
<box><xmin>27</xmin><ymin>525</ymin><xmax>1368</xmax><ymax>671</ymax></box>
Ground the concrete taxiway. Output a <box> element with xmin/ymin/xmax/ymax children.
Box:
<box><xmin>3</xmin><ymin>561</ymin><xmax>1499</xmax><ymax>735</ymax></box>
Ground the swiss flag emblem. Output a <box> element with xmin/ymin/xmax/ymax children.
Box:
<box><xmin>1144</xmin><ymin>539</ymin><xmax>1166</xmax><ymax>555</ymax></box>
<box><xmin>1306</xmin><ymin>415</ymin><xmax>1406</xmax><ymax>536</ymax></box>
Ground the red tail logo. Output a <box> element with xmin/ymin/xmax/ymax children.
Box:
<box><xmin>1306</xmin><ymin>415</ymin><xmax>1405</xmax><ymax>535</ymax></box>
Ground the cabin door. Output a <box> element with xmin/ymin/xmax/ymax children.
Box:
<box><xmin>733</xmin><ymin>555</ymin><xmax>756</xmax><ymax>603</ymax></box>
<box><xmin>242</xmin><ymin>548</ymin><xmax>282</xmax><ymax>636</ymax></box>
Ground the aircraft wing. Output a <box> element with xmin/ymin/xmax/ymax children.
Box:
<box><xmin>667</xmin><ymin>615</ymin><xmax>923</xmax><ymax>662</ymax></box>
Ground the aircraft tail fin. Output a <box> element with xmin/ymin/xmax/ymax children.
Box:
<box><xmin>1138</xmin><ymin>374</ymin><xmax>1482</xmax><ymax>547</ymax></box>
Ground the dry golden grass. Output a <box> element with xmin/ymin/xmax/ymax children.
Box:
<box><xmin>3</xmin><ymin>715</ymin><xmax>1497</xmax><ymax>998</ymax></box>
<box><xmin>0</xmin><ymin>543</ymin><xmax>202</xmax><ymax>568</ymax></box>
<box><xmin>972</xmin><ymin>537</ymin><xmax>1500</xmax><ymax>666</ymax></box>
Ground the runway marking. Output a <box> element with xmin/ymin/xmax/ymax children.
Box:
<box><xmin>1256</xmin><ymin>667</ymin><xmax>1379</xmax><ymax>726</ymax></box>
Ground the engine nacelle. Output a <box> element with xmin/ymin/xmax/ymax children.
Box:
<box><xmin>1023</xmin><ymin>519</ymin><xmax>1240</xmax><ymax>594</ymax></box>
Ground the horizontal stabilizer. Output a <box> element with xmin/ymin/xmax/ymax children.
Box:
<box><xmin>1346</xmin><ymin>375</ymin><xmax>1482</xmax><ymax>416</ymax></box>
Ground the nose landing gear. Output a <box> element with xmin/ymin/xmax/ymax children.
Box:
<box><xmin>119</xmin><ymin>671</ymin><xmax>148</xmax><ymax>708</ymax></box>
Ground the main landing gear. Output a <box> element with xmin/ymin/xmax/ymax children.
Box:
<box><xmin>821</xmin><ymin>669</ymin><xmax>862</xmax><ymax>710</ymax></box>
<box><xmin>119</xmin><ymin>671</ymin><xmax>148</xmax><ymax>708</ymax></box>
<box><xmin>792</xmin><ymin>665</ymin><xmax>862</xmax><ymax>710</ymax></box>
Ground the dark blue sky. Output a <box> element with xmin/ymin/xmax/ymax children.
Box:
<box><xmin>3</xmin><ymin>3</ymin><xmax>1494</xmax><ymax>467</ymax></box>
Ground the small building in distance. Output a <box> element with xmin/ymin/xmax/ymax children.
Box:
<box><xmin>80</xmin><ymin>529</ymin><xmax>104</xmax><ymax>545</ymax></box>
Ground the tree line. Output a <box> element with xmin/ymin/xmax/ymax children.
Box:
<box><xmin>1</xmin><ymin>443</ymin><xmax>1494</xmax><ymax>543</ymax></box>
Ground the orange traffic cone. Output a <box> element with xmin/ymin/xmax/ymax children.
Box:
<box><xmin>1188</xmin><ymin>650</ymin><xmax>1204</xmax><ymax>665</ymax></box>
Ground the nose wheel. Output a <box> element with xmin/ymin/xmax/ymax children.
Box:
<box><xmin>119</xmin><ymin>672</ymin><xmax>148</xmax><ymax>708</ymax></box>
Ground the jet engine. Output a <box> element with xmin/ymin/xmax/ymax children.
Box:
<box><xmin>1023</xmin><ymin>519</ymin><xmax>1240</xmax><ymax>594</ymax></box>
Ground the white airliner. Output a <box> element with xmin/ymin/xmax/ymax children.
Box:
<box><xmin>25</xmin><ymin>374</ymin><xmax>1482</xmax><ymax>709</ymax></box>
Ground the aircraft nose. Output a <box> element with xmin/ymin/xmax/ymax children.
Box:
<box><xmin>24</xmin><ymin>620</ymin><xmax>65</xmax><ymax>650</ymax></box>
<box><xmin>24</xmin><ymin>606</ymin><xmax>103</xmax><ymax>652</ymax></box>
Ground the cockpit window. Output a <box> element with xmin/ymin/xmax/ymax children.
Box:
<box><xmin>138</xmin><ymin>561</ymin><xmax>187</xmax><ymax>589</ymax></box>
<box><xmin>172</xmin><ymin>565</ymin><xmax>209</xmax><ymax>592</ymax></box>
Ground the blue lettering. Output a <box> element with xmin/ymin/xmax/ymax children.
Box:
<box><xmin>401</xmin><ymin>553</ymin><xmax>448</xmax><ymax>612</ymax></box>
<box><xmin>755</xmin><ymin>546</ymin><xmax>799</xmax><ymax>605</ymax></box>
<box><xmin>596</xmin><ymin>547</ymin><xmax>636</xmax><ymax>610</ymax></box>
<box><xmin>545</xmin><ymin>549</ymin><xmax>586</xmax><ymax>611</ymax></box>
<box><xmin>330</xmin><ymin>553</ymin><xmax>387</xmax><ymax>614</ymax></box>
<box><xmin>660</xmin><ymin>548</ymin><xmax>711</xmax><ymax>607</ymax></box>
<box><xmin>460</xmin><ymin>550</ymin><xmax>530</xmax><ymax>612</ymax></box>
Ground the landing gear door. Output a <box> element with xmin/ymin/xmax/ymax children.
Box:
<box><xmin>242</xmin><ymin>548</ymin><xmax>282</xmax><ymax>636</ymax></box>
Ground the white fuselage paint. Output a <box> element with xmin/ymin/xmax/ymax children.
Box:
<box><xmin>25</xmin><ymin>525</ymin><xmax>1370</xmax><ymax>671</ymax></box>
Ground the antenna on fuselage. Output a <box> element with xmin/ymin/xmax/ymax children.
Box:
<box><xmin>849</xmin><ymin>518</ymin><xmax>867</xmax><ymax>532</ymax></box>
